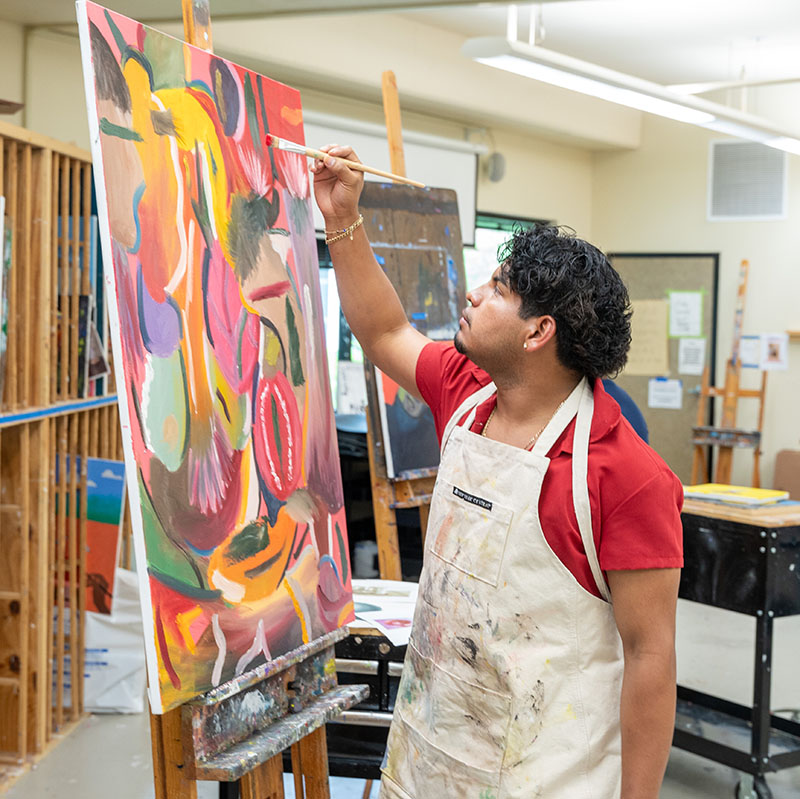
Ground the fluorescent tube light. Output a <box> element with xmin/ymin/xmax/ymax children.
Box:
<box><xmin>765</xmin><ymin>137</ymin><xmax>800</xmax><ymax>156</ymax></box>
<box><xmin>463</xmin><ymin>37</ymin><xmax>800</xmax><ymax>154</ymax></box>
<box><xmin>474</xmin><ymin>54</ymin><xmax>714</xmax><ymax>125</ymax></box>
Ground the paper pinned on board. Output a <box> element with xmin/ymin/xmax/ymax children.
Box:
<box><xmin>626</xmin><ymin>299</ymin><xmax>669</xmax><ymax>376</ymax></box>
<box><xmin>648</xmin><ymin>377</ymin><xmax>683</xmax><ymax>409</ymax></box>
<box><xmin>678</xmin><ymin>337</ymin><xmax>706</xmax><ymax>376</ymax></box>
<box><xmin>669</xmin><ymin>291</ymin><xmax>703</xmax><ymax>338</ymax></box>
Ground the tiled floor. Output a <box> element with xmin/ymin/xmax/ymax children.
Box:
<box><xmin>6</xmin><ymin>710</ymin><xmax>800</xmax><ymax>798</ymax></box>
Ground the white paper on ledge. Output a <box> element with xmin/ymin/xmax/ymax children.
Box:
<box><xmin>351</xmin><ymin>578</ymin><xmax>418</xmax><ymax>646</ymax></box>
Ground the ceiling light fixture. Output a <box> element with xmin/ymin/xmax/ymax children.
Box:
<box><xmin>462</xmin><ymin>36</ymin><xmax>800</xmax><ymax>155</ymax></box>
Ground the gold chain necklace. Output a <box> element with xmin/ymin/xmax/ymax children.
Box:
<box><xmin>481</xmin><ymin>400</ymin><xmax>566</xmax><ymax>450</ymax></box>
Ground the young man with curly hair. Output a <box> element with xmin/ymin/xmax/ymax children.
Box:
<box><xmin>311</xmin><ymin>146</ymin><xmax>683</xmax><ymax>799</ymax></box>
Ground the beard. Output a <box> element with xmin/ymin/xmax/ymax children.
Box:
<box><xmin>453</xmin><ymin>328</ymin><xmax>467</xmax><ymax>355</ymax></box>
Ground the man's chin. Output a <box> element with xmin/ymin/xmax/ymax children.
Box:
<box><xmin>453</xmin><ymin>332</ymin><xmax>478</xmax><ymax>366</ymax></box>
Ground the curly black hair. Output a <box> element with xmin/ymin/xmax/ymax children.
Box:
<box><xmin>499</xmin><ymin>224</ymin><xmax>632</xmax><ymax>380</ymax></box>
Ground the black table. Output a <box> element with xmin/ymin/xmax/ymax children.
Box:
<box><xmin>677</xmin><ymin>499</ymin><xmax>800</xmax><ymax>799</ymax></box>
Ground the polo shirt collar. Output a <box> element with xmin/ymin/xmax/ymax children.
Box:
<box><xmin>548</xmin><ymin>378</ymin><xmax>621</xmax><ymax>456</ymax></box>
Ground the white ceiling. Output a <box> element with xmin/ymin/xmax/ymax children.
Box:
<box><xmin>402</xmin><ymin>0</ymin><xmax>800</xmax><ymax>88</ymax></box>
<box><xmin>4</xmin><ymin>0</ymin><xmax>799</xmax><ymax>90</ymax></box>
<box><xmin>3</xmin><ymin>0</ymin><xmax>800</xmax><ymax>140</ymax></box>
<box><xmin>0</xmin><ymin>0</ymin><xmax>543</xmax><ymax>26</ymax></box>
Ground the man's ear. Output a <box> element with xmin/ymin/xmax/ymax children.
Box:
<box><xmin>523</xmin><ymin>315</ymin><xmax>557</xmax><ymax>351</ymax></box>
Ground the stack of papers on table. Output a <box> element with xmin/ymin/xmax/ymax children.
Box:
<box><xmin>683</xmin><ymin>483</ymin><xmax>789</xmax><ymax>505</ymax></box>
<box><xmin>350</xmin><ymin>578</ymin><xmax>418</xmax><ymax>646</ymax></box>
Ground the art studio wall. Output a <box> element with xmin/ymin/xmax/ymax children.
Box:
<box><xmin>593</xmin><ymin>113</ymin><xmax>800</xmax><ymax>489</ymax></box>
<box><xmin>0</xmin><ymin>19</ymin><xmax>24</xmax><ymax>127</ymax></box>
<box><xmin>1</xmin><ymin>7</ymin><xmax>796</xmax><ymax>490</ymax></box>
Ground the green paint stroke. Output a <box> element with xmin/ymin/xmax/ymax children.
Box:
<box><xmin>138</xmin><ymin>473</ymin><xmax>199</xmax><ymax>587</ymax></box>
<box><xmin>479</xmin><ymin>790</ymin><xmax>496</xmax><ymax>799</ymax></box>
<box><xmin>103</xmin><ymin>8</ymin><xmax>128</xmax><ymax>57</ymax></box>
<box><xmin>143</xmin><ymin>349</ymin><xmax>189</xmax><ymax>472</ymax></box>
<box><xmin>244</xmin><ymin>73</ymin><xmax>261</xmax><ymax>155</ymax></box>
<box><xmin>336</xmin><ymin>522</ymin><xmax>348</xmax><ymax>584</ymax></box>
<box><xmin>143</xmin><ymin>30</ymin><xmax>185</xmax><ymax>91</ymax></box>
<box><xmin>285</xmin><ymin>298</ymin><xmax>305</xmax><ymax>387</ymax></box>
<box><xmin>271</xmin><ymin>393</ymin><xmax>283</xmax><ymax>466</ymax></box>
<box><xmin>99</xmin><ymin>117</ymin><xmax>143</xmax><ymax>142</ymax></box>
<box><xmin>226</xmin><ymin>518</ymin><xmax>270</xmax><ymax>565</ymax></box>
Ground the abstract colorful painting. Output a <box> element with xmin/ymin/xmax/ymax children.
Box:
<box><xmin>77</xmin><ymin>2</ymin><xmax>353</xmax><ymax>712</ymax></box>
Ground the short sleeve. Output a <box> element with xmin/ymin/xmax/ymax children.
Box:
<box><xmin>598</xmin><ymin>470</ymin><xmax>684</xmax><ymax>572</ymax></box>
<box><xmin>415</xmin><ymin>342</ymin><xmax>491</xmax><ymax>442</ymax></box>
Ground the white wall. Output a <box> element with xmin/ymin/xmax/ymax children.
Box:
<box><xmin>24</xmin><ymin>28</ymin><xmax>89</xmax><ymax>149</ymax></box>
<box><xmin>0</xmin><ymin>20</ymin><xmax>25</xmax><ymax>128</ymax></box>
<box><xmin>10</xmin><ymin>14</ymin><xmax>798</xmax><ymax>492</ymax></box>
<box><xmin>593</xmin><ymin>114</ymin><xmax>800</xmax><ymax>488</ymax></box>
<box><xmin>15</xmin><ymin>24</ymin><xmax>596</xmax><ymax>238</ymax></box>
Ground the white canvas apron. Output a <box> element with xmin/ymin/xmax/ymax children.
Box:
<box><xmin>380</xmin><ymin>378</ymin><xmax>623</xmax><ymax>799</ymax></box>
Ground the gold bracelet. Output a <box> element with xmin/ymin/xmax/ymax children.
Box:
<box><xmin>325</xmin><ymin>214</ymin><xmax>363</xmax><ymax>245</ymax></box>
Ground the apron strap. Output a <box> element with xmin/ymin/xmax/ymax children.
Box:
<box><xmin>530</xmin><ymin>378</ymin><xmax>584</xmax><ymax>457</ymax></box>
<box><xmin>440</xmin><ymin>381</ymin><xmax>497</xmax><ymax>454</ymax></box>
<box><xmin>571</xmin><ymin>381</ymin><xmax>613</xmax><ymax>603</ymax></box>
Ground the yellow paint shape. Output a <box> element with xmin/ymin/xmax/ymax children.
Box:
<box><xmin>176</xmin><ymin>606</ymin><xmax>204</xmax><ymax>654</ymax></box>
<box><xmin>300</xmin><ymin>382</ymin><xmax>309</xmax><ymax>482</ymax></box>
<box><xmin>284</xmin><ymin>579</ymin><xmax>310</xmax><ymax>644</ymax></box>
<box><xmin>337</xmin><ymin>600</ymin><xmax>355</xmax><ymax>628</ymax></box>
<box><xmin>265</xmin><ymin>330</ymin><xmax>281</xmax><ymax>366</ymax></box>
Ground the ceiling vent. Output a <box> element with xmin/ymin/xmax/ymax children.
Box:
<box><xmin>708</xmin><ymin>140</ymin><xmax>787</xmax><ymax>221</ymax></box>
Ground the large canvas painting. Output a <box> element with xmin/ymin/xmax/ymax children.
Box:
<box><xmin>77</xmin><ymin>2</ymin><xmax>353</xmax><ymax>712</ymax></box>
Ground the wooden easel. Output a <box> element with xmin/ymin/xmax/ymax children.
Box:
<box><xmin>147</xmin><ymin>5</ymin><xmax>369</xmax><ymax>799</ymax></box>
<box><xmin>690</xmin><ymin>259</ymin><xmax>767</xmax><ymax>487</ymax></box>
<box><xmin>361</xmin><ymin>72</ymin><xmax>436</xmax><ymax>583</ymax></box>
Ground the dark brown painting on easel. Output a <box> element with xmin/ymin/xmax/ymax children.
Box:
<box><xmin>360</xmin><ymin>184</ymin><xmax>467</xmax><ymax>478</ymax></box>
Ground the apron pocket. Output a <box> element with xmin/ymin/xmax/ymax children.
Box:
<box><xmin>382</xmin><ymin>714</ymin><xmax>505</xmax><ymax>798</ymax></box>
<box><xmin>427</xmin><ymin>479</ymin><xmax>513</xmax><ymax>586</ymax></box>
<box><xmin>395</xmin><ymin>641</ymin><xmax>512</xmax><ymax>774</ymax></box>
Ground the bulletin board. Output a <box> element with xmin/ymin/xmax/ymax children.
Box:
<box><xmin>609</xmin><ymin>253</ymin><xmax>719</xmax><ymax>484</ymax></box>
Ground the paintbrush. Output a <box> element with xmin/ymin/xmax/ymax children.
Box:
<box><xmin>265</xmin><ymin>134</ymin><xmax>425</xmax><ymax>188</ymax></box>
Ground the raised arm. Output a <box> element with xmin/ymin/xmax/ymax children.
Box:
<box><xmin>311</xmin><ymin>146</ymin><xmax>430</xmax><ymax>398</ymax></box>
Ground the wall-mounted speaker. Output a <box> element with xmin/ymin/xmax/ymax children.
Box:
<box><xmin>486</xmin><ymin>152</ymin><xmax>506</xmax><ymax>183</ymax></box>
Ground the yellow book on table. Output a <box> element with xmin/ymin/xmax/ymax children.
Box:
<box><xmin>683</xmin><ymin>483</ymin><xmax>789</xmax><ymax>505</ymax></box>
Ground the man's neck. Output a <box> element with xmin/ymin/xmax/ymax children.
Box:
<box><xmin>484</xmin><ymin>360</ymin><xmax>583</xmax><ymax>448</ymax></box>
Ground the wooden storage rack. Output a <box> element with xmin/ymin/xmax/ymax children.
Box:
<box><xmin>0</xmin><ymin>119</ymin><xmax>128</xmax><ymax>787</ymax></box>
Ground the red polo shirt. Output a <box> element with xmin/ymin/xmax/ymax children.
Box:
<box><xmin>416</xmin><ymin>342</ymin><xmax>684</xmax><ymax>598</ymax></box>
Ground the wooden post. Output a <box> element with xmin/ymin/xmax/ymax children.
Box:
<box><xmin>381</xmin><ymin>71</ymin><xmax>406</xmax><ymax>178</ymax></box>
<box><xmin>296</xmin><ymin>727</ymin><xmax>331</xmax><ymax>799</ymax></box>
<box><xmin>690</xmin><ymin>365</ymin><xmax>710</xmax><ymax>485</ymax></box>
<box><xmin>182</xmin><ymin>0</ymin><xmax>213</xmax><ymax>52</ymax></box>
<box><xmin>240</xmin><ymin>755</ymin><xmax>285</xmax><ymax>799</ymax></box>
<box><xmin>150</xmin><ymin>706</ymin><xmax>197</xmax><ymax>799</ymax></box>
<box><xmin>689</xmin><ymin>260</ymin><xmax>765</xmax><ymax>488</ymax></box>
<box><xmin>361</xmin><ymin>71</ymin><xmax>437</xmax><ymax>581</ymax></box>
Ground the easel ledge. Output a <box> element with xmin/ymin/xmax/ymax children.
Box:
<box><xmin>151</xmin><ymin>627</ymin><xmax>368</xmax><ymax>798</ymax></box>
